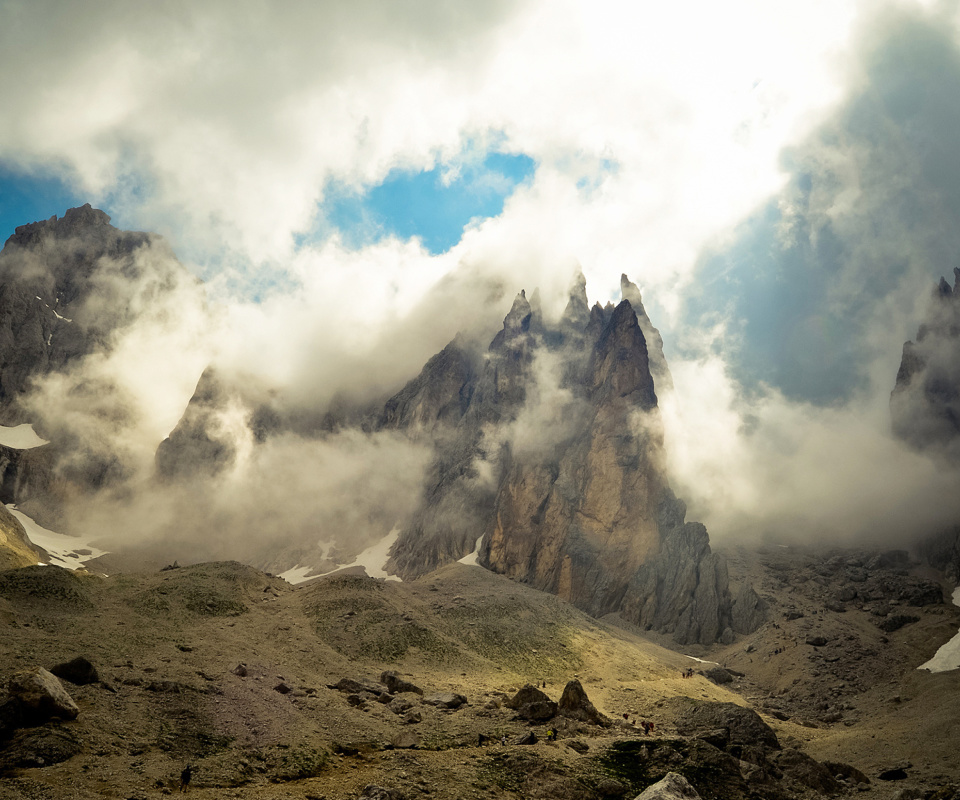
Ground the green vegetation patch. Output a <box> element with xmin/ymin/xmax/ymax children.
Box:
<box><xmin>304</xmin><ymin>575</ymin><xmax>459</xmax><ymax>663</ymax></box>
<box><xmin>0</xmin><ymin>565</ymin><xmax>93</xmax><ymax>609</ymax></box>
<box><xmin>436</xmin><ymin>601</ymin><xmax>584</xmax><ymax>675</ymax></box>
<box><xmin>478</xmin><ymin>749</ymin><xmax>594</xmax><ymax>798</ymax></box>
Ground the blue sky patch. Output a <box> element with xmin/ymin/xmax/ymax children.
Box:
<box><xmin>0</xmin><ymin>164</ymin><xmax>88</xmax><ymax>247</ymax></box>
<box><xmin>322</xmin><ymin>151</ymin><xmax>536</xmax><ymax>255</ymax></box>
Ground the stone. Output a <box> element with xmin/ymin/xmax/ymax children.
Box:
<box><xmin>704</xmin><ymin>667</ymin><xmax>733</xmax><ymax>685</ymax></box>
<box><xmin>634</xmin><ymin>772</ymin><xmax>702</xmax><ymax>800</ymax></box>
<box><xmin>774</xmin><ymin>748</ymin><xmax>842</xmax><ymax>795</ymax></box>
<box><xmin>558</xmin><ymin>679</ymin><xmax>609</xmax><ymax>726</ymax></box>
<box><xmin>48</xmin><ymin>656</ymin><xmax>99</xmax><ymax>686</ymax></box>
<box><xmin>390</xmin><ymin>731</ymin><xmax>419</xmax><ymax>749</ymax></box>
<box><xmin>672</xmin><ymin>700</ymin><xmax>780</xmax><ymax>750</ymax></box>
<box><xmin>8</xmin><ymin>668</ymin><xmax>79</xmax><ymax>722</ymax></box>
<box><xmin>515</xmin><ymin>731</ymin><xmax>538</xmax><ymax>745</ymax></box>
<box><xmin>379</xmin><ymin>671</ymin><xmax>423</xmax><ymax>695</ymax></box>
<box><xmin>877</xmin><ymin>615</ymin><xmax>919</xmax><ymax>633</ymax></box>
<box><xmin>423</xmin><ymin>692</ymin><xmax>466</xmax><ymax>710</ymax></box>
<box><xmin>506</xmin><ymin>684</ymin><xmax>557</xmax><ymax>720</ymax></box>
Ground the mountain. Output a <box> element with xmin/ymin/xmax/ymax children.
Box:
<box><xmin>891</xmin><ymin>269</ymin><xmax>960</xmax><ymax>582</ymax></box>
<box><xmin>0</xmin><ymin>206</ymin><xmax>754</xmax><ymax>646</ymax></box>
<box><xmin>0</xmin><ymin>204</ymin><xmax>202</xmax><ymax>525</ymax></box>
<box><xmin>891</xmin><ymin>267</ymin><xmax>960</xmax><ymax>459</ymax></box>
<box><xmin>376</xmin><ymin>276</ymin><xmax>753</xmax><ymax>646</ymax></box>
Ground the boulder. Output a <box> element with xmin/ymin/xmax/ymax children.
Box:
<box><xmin>8</xmin><ymin>668</ymin><xmax>79</xmax><ymax>723</ymax></box>
<box><xmin>388</xmin><ymin>695</ymin><xmax>417</xmax><ymax>715</ymax></box>
<box><xmin>389</xmin><ymin>731</ymin><xmax>420</xmax><ymax>749</ymax></box>
<box><xmin>774</xmin><ymin>748</ymin><xmax>842</xmax><ymax>795</ymax></box>
<box><xmin>515</xmin><ymin>731</ymin><xmax>538</xmax><ymax>745</ymax></box>
<box><xmin>672</xmin><ymin>700</ymin><xmax>779</xmax><ymax>750</ymax></box>
<box><xmin>558</xmin><ymin>679</ymin><xmax>609</xmax><ymax>726</ymax></box>
<box><xmin>423</xmin><ymin>692</ymin><xmax>466</xmax><ymax>710</ymax></box>
<box><xmin>634</xmin><ymin>772</ymin><xmax>702</xmax><ymax>800</ymax></box>
<box><xmin>878</xmin><ymin>615</ymin><xmax>919</xmax><ymax>633</ymax></box>
<box><xmin>506</xmin><ymin>684</ymin><xmax>551</xmax><ymax>710</ymax></box>
<box><xmin>379</xmin><ymin>671</ymin><xmax>423</xmax><ymax>695</ymax></box>
<box><xmin>704</xmin><ymin>667</ymin><xmax>733</xmax><ymax>685</ymax></box>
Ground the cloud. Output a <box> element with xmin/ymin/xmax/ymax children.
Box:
<box><xmin>7</xmin><ymin>0</ymin><xmax>960</xmax><ymax>563</ymax></box>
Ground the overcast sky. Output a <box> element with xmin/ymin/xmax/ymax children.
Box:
<box><xmin>2</xmin><ymin>0</ymin><xmax>960</xmax><ymax>548</ymax></box>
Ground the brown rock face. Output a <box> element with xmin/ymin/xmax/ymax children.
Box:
<box><xmin>381</xmin><ymin>274</ymin><xmax>746</xmax><ymax>645</ymax></box>
<box><xmin>483</xmin><ymin>300</ymin><xmax>666</xmax><ymax>616</ymax></box>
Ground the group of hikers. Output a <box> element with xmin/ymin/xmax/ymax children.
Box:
<box><xmin>680</xmin><ymin>667</ymin><xmax>696</xmax><ymax>679</ymax></box>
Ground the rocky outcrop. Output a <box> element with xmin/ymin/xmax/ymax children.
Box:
<box><xmin>155</xmin><ymin>368</ymin><xmax>239</xmax><ymax>481</ymax></box>
<box><xmin>891</xmin><ymin>268</ymin><xmax>960</xmax><ymax>459</ymax></box>
<box><xmin>381</xmin><ymin>273</ymin><xmax>750</xmax><ymax>645</ymax></box>
<box><xmin>635</xmin><ymin>772</ymin><xmax>702</xmax><ymax>800</ymax></box>
<box><xmin>6</xmin><ymin>668</ymin><xmax>79</xmax><ymax>724</ymax></box>
<box><xmin>557</xmin><ymin>679</ymin><xmax>608</xmax><ymax>726</ymax></box>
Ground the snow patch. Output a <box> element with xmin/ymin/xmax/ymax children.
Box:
<box><xmin>7</xmin><ymin>505</ymin><xmax>107</xmax><ymax>570</ymax></box>
<box><xmin>458</xmin><ymin>535</ymin><xmax>484</xmax><ymax>566</ymax></box>
<box><xmin>919</xmin><ymin>586</ymin><xmax>960</xmax><ymax>673</ymax></box>
<box><xmin>0</xmin><ymin>423</ymin><xmax>48</xmax><ymax>449</ymax></box>
<box><xmin>278</xmin><ymin>564</ymin><xmax>318</xmax><ymax>584</ymax></box>
<box><xmin>281</xmin><ymin>528</ymin><xmax>402</xmax><ymax>584</ymax></box>
<box><xmin>52</xmin><ymin>309</ymin><xmax>72</xmax><ymax>322</ymax></box>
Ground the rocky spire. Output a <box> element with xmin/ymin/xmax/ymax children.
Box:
<box><xmin>620</xmin><ymin>274</ymin><xmax>673</xmax><ymax>391</ymax></box>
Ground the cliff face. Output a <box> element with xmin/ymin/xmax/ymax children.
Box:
<box><xmin>382</xmin><ymin>275</ymin><xmax>743</xmax><ymax>645</ymax></box>
<box><xmin>892</xmin><ymin>269</ymin><xmax>960</xmax><ymax>582</ymax></box>
<box><xmin>891</xmin><ymin>268</ymin><xmax>960</xmax><ymax>459</ymax></box>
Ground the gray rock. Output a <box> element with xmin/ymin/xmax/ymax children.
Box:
<box><xmin>878</xmin><ymin>615</ymin><xmax>919</xmax><ymax>633</ymax></box>
<box><xmin>379</xmin><ymin>671</ymin><xmax>423</xmax><ymax>695</ymax></box>
<box><xmin>704</xmin><ymin>667</ymin><xmax>733</xmax><ymax>685</ymax></box>
<box><xmin>8</xmin><ymin>668</ymin><xmax>79</xmax><ymax>722</ymax></box>
<box><xmin>634</xmin><ymin>772</ymin><xmax>702</xmax><ymax>800</ymax></box>
<box><xmin>48</xmin><ymin>656</ymin><xmax>98</xmax><ymax>686</ymax></box>
<box><xmin>558</xmin><ymin>679</ymin><xmax>608</xmax><ymax>726</ymax></box>
<box><xmin>423</xmin><ymin>692</ymin><xmax>466</xmax><ymax>709</ymax></box>
<box><xmin>672</xmin><ymin>700</ymin><xmax>780</xmax><ymax>750</ymax></box>
<box><xmin>774</xmin><ymin>748</ymin><xmax>842</xmax><ymax>795</ymax></box>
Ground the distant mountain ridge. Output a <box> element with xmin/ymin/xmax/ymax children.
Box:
<box><xmin>0</xmin><ymin>206</ymin><xmax>760</xmax><ymax>645</ymax></box>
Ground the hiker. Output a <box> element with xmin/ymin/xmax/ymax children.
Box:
<box><xmin>180</xmin><ymin>764</ymin><xmax>192</xmax><ymax>792</ymax></box>
<box><xmin>500</xmin><ymin>734</ymin><xmax>507</xmax><ymax>746</ymax></box>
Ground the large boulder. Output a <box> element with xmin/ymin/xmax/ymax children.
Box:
<box><xmin>8</xmin><ymin>668</ymin><xmax>79</xmax><ymax>723</ymax></box>
<box><xmin>558</xmin><ymin>679</ymin><xmax>609</xmax><ymax>726</ymax></box>
<box><xmin>422</xmin><ymin>692</ymin><xmax>466</xmax><ymax>710</ymax></box>
<box><xmin>774</xmin><ymin>749</ymin><xmax>842</xmax><ymax>795</ymax></box>
<box><xmin>506</xmin><ymin>684</ymin><xmax>558</xmax><ymax>721</ymax></box>
<box><xmin>49</xmin><ymin>657</ymin><xmax>99</xmax><ymax>686</ymax></box>
<box><xmin>671</xmin><ymin>700</ymin><xmax>779</xmax><ymax>751</ymax></box>
<box><xmin>634</xmin><ymin>772</ymin><xmax>702</xmax><ymax>800</ymax></box>
<box><xmin>379</xmin><ymin>671</ymin><xmax>423</xmax><ymax>695</ymax></box>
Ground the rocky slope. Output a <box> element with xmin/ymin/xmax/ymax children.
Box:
<box><xmin>1</xmin><ymin>558</ymin><xmax>957</xmax><ymax>800</ymax></box>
